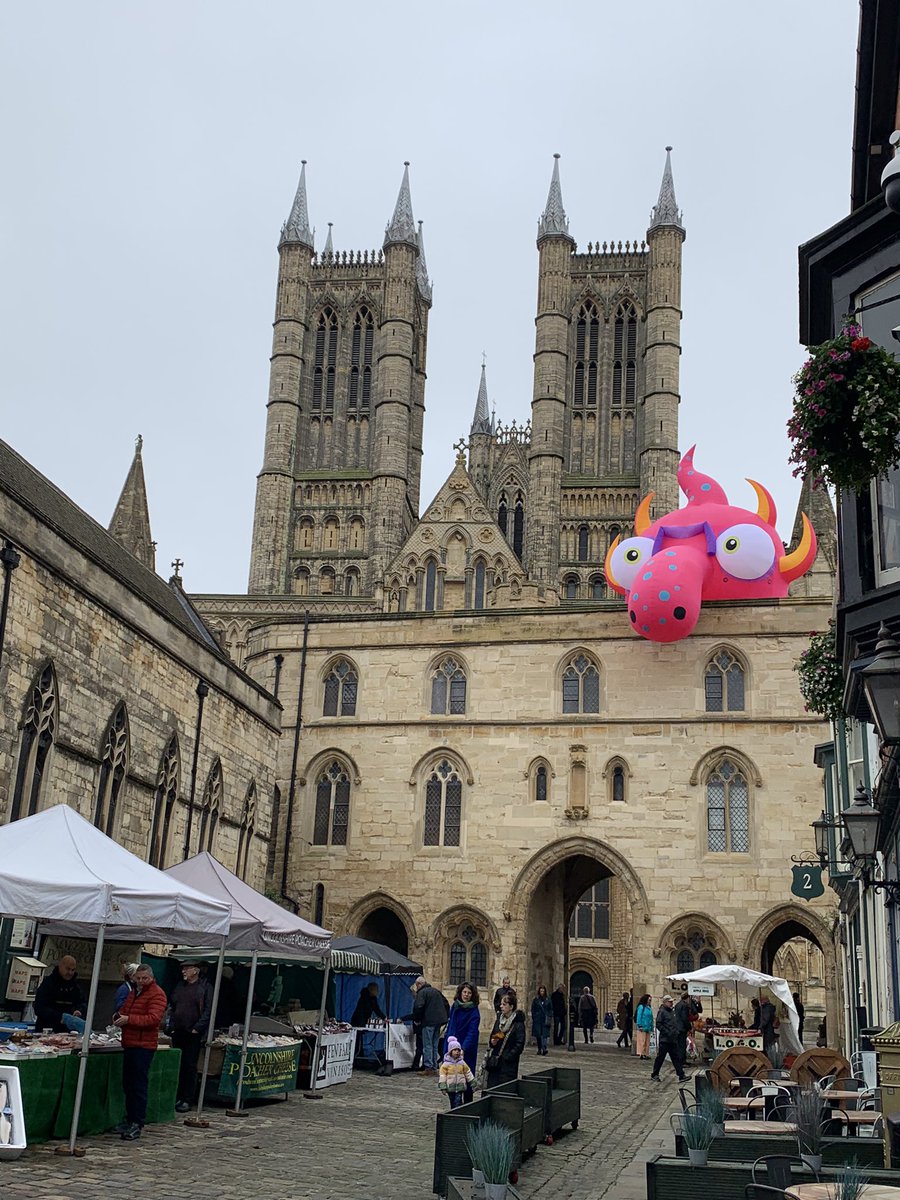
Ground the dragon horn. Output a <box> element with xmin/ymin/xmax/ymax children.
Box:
<box><xmin>677</xmin><ymin>446</ymin><xmax>729</xmax><ymax>506</ymax></box>
<box><xmin>604</xmin><ymin>535</ymin><xmax>627</xmax><ymax>595</ymax></box>
<box><xmin>634</xmin><ymin>493</ymin><xmax>654</xmax><ymax>536</ymax></box>
<box><xmin>780</xmin><ymin>513</ymin><xmax>817</xmax><ymax>582</ymax></box>
<box><xmin>746</xmin><ymin>479</ymin><xmax>777</xmax><ymax>527</ymax></box>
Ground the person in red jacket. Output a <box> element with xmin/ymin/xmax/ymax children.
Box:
<box><xmin>112</xmin><ymin>963</ymin><xmax>167</xmax><ymax>1140</ymax></box>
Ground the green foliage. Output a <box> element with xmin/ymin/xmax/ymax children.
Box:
<box><xmin>466</xmin><ymin>1120</ymin><xmax>514</xmax><ymax>1184</ymax></box>
<box><xmin>796</xmin><ymin>621</ymin><xmax>845</xmax><ymax>722</ymax></box>
<box><xmin>788</xmin><ymin>319</ymin><xmax>900</xmax><ymax>493</ymax></box>
<box><xmin>835</xmin><ymin>1158</ymin><xmax>869</xmax><ymax>1200</ymax></box>
<box><xmin>681</xmin><ymin>1112</ymin><xmax>714</xmax><ymax>1150</ymax></box>
<box><xmin>698</xmin><ymin>1090</ymin><xmax>727</xmax><ymax>1128</ymax></box>
<box><xmin>795</xmin><ymin>1087</ymin><xmax>827</xmax><ymax>1155</ymax></box>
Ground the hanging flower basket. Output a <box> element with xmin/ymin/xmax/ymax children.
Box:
<box><xmin>787</xmin><ymin>320</ymin><xmax>900</xmax><ymax>493</ymax></box>
<box><xmin>795</xmin><ymin>621</ymin><xmax>845</xmax><ymax>722</ymax></box>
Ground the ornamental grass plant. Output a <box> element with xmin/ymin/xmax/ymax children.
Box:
<box><xmin>794</xmin><ymin>1086</ymin><xmax>827</xmax><ymax>1157</ymax></box>
<box><xmin>466</xmin><ymin>1120</ymin><xmax>514</xmax><ymax>1185</ymax></box>
<box><xmin>835</xmin><ymin>1158</ymin><xmax>869</xmax><ymax>1200</ymax></box>
<box><xmin>788</xmin><ymin>320</ymin><xmax>900</xmax><ymax>493</ymax></box>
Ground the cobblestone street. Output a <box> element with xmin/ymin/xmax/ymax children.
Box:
<box><xmin>0</xmin><ymin>1037</ymin><xmax>681</xmax><ymax>1200</ymax></box>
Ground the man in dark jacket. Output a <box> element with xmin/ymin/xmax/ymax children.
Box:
<box><xmin>168</xmin><ymin>962</ymin><xmax>213</xmax><ymax>1112</ymax></box>
<box><xmin>33</xmin><ymin>956</ymin><xmax>85</xmax><ymax>1032</ymax></box>
<box><xmin>412</xmin><ymin>976</ymin><xmax>450</xmax><ymax>1075</ymax></box>
<box><xmin>673</xmin><ymin>992</ymin><xmax>694</xmax><ymax>1066</ymax></box>
<box><xmin>758</xmin><ymin>997</ymin><xmax>777</xmax><ymax>1058</ymax></box>
<box><xmin>492</xmin><ymin>976</ymin><xmax>513</xmax><ymax>1014</ymax></box>
<box><xmin>551</xmin><ymin>985</ymin><xmax>567</xmax><ymax>1045</ymax></box>
<box><xmin>650</xmin><ymin>994</ymin><xmax>687</xmax><ymax>1083</ymax></box>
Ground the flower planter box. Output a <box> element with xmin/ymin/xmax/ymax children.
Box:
<box><xmin>484</xmin><ymin>1076</ymin><xmax>549</xmax><ymax>1149</ymax></box>
<box><xmin>521</xmin><ymin>1066</ymin><xmax>580</xmax><ymax>1136</ymax></box>
<box><xmin>647</xmin><ymin>1154</ymin><xmax>898</xmax><ymax>1200</ymax></box>
<box><xmin>432</xmin><ymin>1093</ymin><xmax>523</xmax><ymax>1197</ymax></box>
<box><xmin>673</xmin><ymin>1128</ymin><xmax>884</xmax><ymax>1167</ymax></box>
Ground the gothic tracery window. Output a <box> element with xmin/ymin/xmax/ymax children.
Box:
<box><xmin>323</xmin><ymin>659</ymin><xmax>358</xmax><ymax>717</ymax></box>
<box><xmin>197</xmin><ymin>758</ymin><xmax>223</xmax><ymax>854</ymax></box>
<box><xmin>562</xmin><ymin>653</ymin><xmax>600</xmax><ymax>714</ymax></box>
<box><xmin>236</xmin><ymin>781</ymin><xmax>257</xmax><ymax>879</ymax></box>
<box><xmin>569</xmin><ymin>878</ymin><xmax>611</xmax><ymax>940</ymax></box>
<box><xmin>424</xmin><ymin>559</ymin><xmax>437</xmax><ymax>611</ymax></box>
<box><xmin>10</xmin><ymin>661</ymin><xmax>57</xmax><ymax>821</ymax></box>
<box><xmin>448</xmin><ymin>923</ymin><xmax>488</xmax><ymax>986</ymax></box>
<box><xmin>574</xmin><ymin>300</ymin><xmax>600</xmax><ymax>409</ymax></box>
<box><xmin>578</xmin><ymin>525</ymin><xmax>589</xmax><ymax>562</ymax></box>
<box><xmin>612</xmin><ymin>302</ymin><xmax>637</xmax><ymax>407</ymax></box>
<box><xmin>312</xmin><ymin>307</ymin><xmax>338</xmax><ymax>413</ymax></box>
<box><xmin>94</xmin><ymin>703</ymin><xmax>129</xmax><ymax>837</ymax></box>
<box><xmin>431</xmin><ymin>658</ymin><xmax>467</xmax><ymax>715</ymax></box>
<box><xmin>349</xmin><ymin>306</ymin><xmax>374</xmax><ymax>413</ymax></box>
<box><xmin>473</xmin><ymin>559</ymin><xmax>486</xmax><ymax>610</ymax></box>
<box><xmin>313</xmin><ymin>761</ymin><xmax>350</xmax><ymax>846</ymax></box>
<box><xmin>149</xmin><ymin>735</ymin><xmax>180</xmax><ymax>868</ymax></box>
<box><xmin>513</xmin><ymin>492</ymin><xmax>525</xmax><ymax>559</ymax></box>
<box><xmin>706</xmin><ymin>758</ymin><xmax>750</xmax><ymax>853</ymax></box>
<box><xmin>424</xmin><ymin>759</ymin><xmax>463</xmax><ymax>846</ymax></box>
<box><xmin>705</xmin><ymin>649</ymin><xmax>746</xmax><ymax>712</ymax></box>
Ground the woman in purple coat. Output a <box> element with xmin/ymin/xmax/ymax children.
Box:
<box><xmin>445</xmin><ymin>981</ymin><xmax>481</xmax><ymax>1103</ymax></box>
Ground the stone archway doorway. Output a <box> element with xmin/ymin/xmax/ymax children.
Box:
<box><xmin>744</xmin><ymin>906</ymin><xmax>836</xmax><ymax>1050</ymax></box>
<box><xmin>358</xmin><ymin>906</ymin><xmax>409</xmax><ymax>956</ymax></box>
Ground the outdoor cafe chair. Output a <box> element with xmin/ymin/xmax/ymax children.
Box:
<box><xmin>744</xmin><ymin>1186</ymin><xmax>788</xmax><ymax>1199</ymax></box>
<box><xmin>677</xmin><ymin>1086</ymin><xmax>695</xmax><ymax>1112</ymax></box>
<box><xmin>751</xmin><ymin>1155</ymin><xmax>819</xmax><ymax>1189</ymax></box>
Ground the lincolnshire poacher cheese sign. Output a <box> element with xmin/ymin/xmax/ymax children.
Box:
<box><xmin>217</xmin><ymin>1043</ymin><xmax>302</xmax><ymax>1099</ymax></box>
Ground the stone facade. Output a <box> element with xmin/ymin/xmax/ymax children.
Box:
<box><xmin>0</xmin><ymin>439</ymin><xmax>281</xmax><ymax>893</ymax></box>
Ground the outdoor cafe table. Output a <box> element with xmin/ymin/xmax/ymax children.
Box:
<box><xmin>839</xmin><ymin>1109</ymin><xmax>883</xmax><ymax>1129</ymax></box>
<box><xmin>724</xmin><ymin>1095</ymin><xmax>765</xmax><ymax>1116</ymax></box>
<box><xmin>724</xmin><ymin>1120</ymin><xmax>798</xmax><ymax>1135</ymax></box>
<box><xmin>2</xmin><ymin>1048</ymin><xmax>179</xmax><ymax>1141</ymax></box>
<box><xmin>824</xmin><ymin>1089</ymin><xmax>868</xmax><ymax>1107</ymax></box>
<box><xmin>785</xmin><ymin>1186</ymin><xmax>900</xmax><ymax>1199</ymax></box>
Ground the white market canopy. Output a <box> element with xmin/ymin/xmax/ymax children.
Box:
<box><xmin>165</xmin><ymin>851</ymin><xmax>331</xmax><ymax>959</ymax></box>
<box><xmin>667</xmin><ymin>963</ymin><xmax>802</xmax><ymax>1054</ymax></box>
<box><xmin>0</xmin><ymin>804</ymin><xmax>231</xmax><ymax>944</ymax></box>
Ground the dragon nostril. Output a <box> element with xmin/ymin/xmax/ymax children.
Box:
<box><xmin>673</xmin><ymin>606</ymin><xmax>687</xmax><ymax>620</ymax></box>
<box><xmin>629</xmin><ymin>610</ymin><xmax>636</xmax><ymax>623</ymax></box>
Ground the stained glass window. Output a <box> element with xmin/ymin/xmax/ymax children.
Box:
<box><xmin>707</xmin><ymin>759</ymin><xmax>750</xmax><ymax>852</ymax></box>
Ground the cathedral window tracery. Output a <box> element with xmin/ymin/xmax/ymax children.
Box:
<box><xmin>704</xmin><ymin>649</ymin><xmax>746</xmax><ymax>713</ymax></box>
<box><xmin>236</xmin><ymin>781</ymin><xmax>257</xmax><ymax>877</ymax></box>
<box><xmin>706</xmin><ymin>758</ymin><xmax>750</xmax><ymax>853</ymax></box>
<box><xmin>10</xmin><ymin>661</ymin><xmax>57</xmax><ymax>822</ymax></box>
<box><xmin>431</xmin><ymin>657</ymin><xmax>467</xmax><ymax>715</ymax></box>
<box><xmin>94</xmin><ymin>702</ymin><xmax>128</xmax><ymax>837</ymax></box>
<box><xmin>313</xmin><ymin>761</ymin><xmax>350</xmax><ymax>847</ymax></box>
<box><xmin>473</xmin><ymin>558</ymin><xmax>486</xmax><ymax>610</ymax></box>
<box><xmin>323</xmin><ymin>659</ymin><xmax>358</xmax><ymax>717</ymax></box>
<box><xmin>573</xmin><ymin>300</ymin><xmax>600</xmax><ymax>409</ymax></box>
<box><xmin>349</xmin><ymin>307</ymin><xmax>374</xmax><ymax>414</ymax></box>
<box><xmin>312</xmin><ymin>308</ymin><xmax>338</xmax><ymax>413</ymax></box>
<box><xmin>562</xmin><ymin>652</ymin><xmax>601</xmax><ymax>714</ymax></box>
<box><xmin>149</xmin><ymin>734</ymin><xmax>180</xmax><ymax>868</ymax></box>
<box><xmin>424</xmin><ymin>558</ymin><xmax>438</xmax><ymax>611</ymax></box>
<box><xmin>197</xmin><ymin>758</ymin><xmax>223</xmax><ymax>854</ymax></box>
<box><xmin>424</xmin><ymin>758</ymin><xmax>463</xmax><ymax>846</ymax></box>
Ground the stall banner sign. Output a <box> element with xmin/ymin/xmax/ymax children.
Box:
<box><xmin>316</xmin><ymin>1031</ymin><xmax>354</xmax><ymax>1088</ymax></box>
<box><xmin>386</xmin><ymin>1022</ymin><xmax>416</xmax><ymax>1070</ymax></box>
<box><xmin>687</xmin><ymin>982</ymin><xmax>715</xmax><ymax>997</ymax></box>
<box><xmin>9</xmin><ymin>920</ymin><xmax>36</xmax><ymax>952</ymax></box>
<box><xmin>712</xmin><ymin>1030</ymin><xmax>762</xmax><ymax>1051</ymax></box>
<box><xmin>217</xmin><ymin>1042</ymin><xmax>301</xmax><ymax>1100</ymax></box>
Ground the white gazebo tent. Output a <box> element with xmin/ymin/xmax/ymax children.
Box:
<box><xmin>165</xmin><ymin>852</ymin><xmax>331</xmax><ymax>1114</ymax></box>
<box><xmin>0</xmin><ymin>805</ymin><xmax>232</xmax><ymax>1153</ymax></box>
<box><xmin>667</xmin><ymin>963</ymin><xmax>803</xmax><ymax>1055</ymax></box>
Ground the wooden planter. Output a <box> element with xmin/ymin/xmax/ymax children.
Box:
<box><xmin>521</xmin><ymin>1066</ymin><xmax>581</xmax><ymax>1135</ymax></box>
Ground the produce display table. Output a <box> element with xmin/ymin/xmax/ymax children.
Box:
<box><xmin>4</xmin><ymin>1048</ymin><xmax>180</xmax><ymax>1141</ymax></box>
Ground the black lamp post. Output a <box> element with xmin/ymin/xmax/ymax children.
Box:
<box><xmin>861</xmin><ymin>623</ymin><xmax>900</xmax><ymax>746</ymax></box>
<box><xmin>840</xmin><ymin>783</ymin><xmax>900</xmax><ymax>902</ymax></box>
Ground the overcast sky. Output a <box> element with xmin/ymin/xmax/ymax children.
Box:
<box><xmin>1</xmin><ymin>2</ymin><xmax>858</xmax><ymax>594</ymax></box>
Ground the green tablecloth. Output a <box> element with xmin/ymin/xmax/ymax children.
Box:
<box><xmin>9</xmin><ymin>1048</ymin><xmax>180</xmax><ymax>1142</ymax></box>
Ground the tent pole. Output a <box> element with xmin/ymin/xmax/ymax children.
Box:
<box><xmin>65</xmin><ymin>923</ymin><xmax>105</xmax><ymax>1156</ymax></box>
<box><xmin>186</xmin><ymin>940</ymin><xmax>226</xmax><ymax>1128</ymax></box>
<box><xmin>228</xmin><ymin>950</ymin><xmax>257</xmax><ymax>1116</ymax></box>
<box><xmin>305</xmin><ymin>950</ymin><xmax>331</xmax><ymax>1099</ymax></box>
<box><xmin>383</xmin><ymin>974</ymin><xmax>393</xmax><ymax>1074</ymax></box>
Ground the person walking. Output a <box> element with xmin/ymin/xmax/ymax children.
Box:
<box><xmin>615</xmin><ymin>991</ymin><xmax>633</xmax><ymax>1050</ymax></box>
<box><xmin>673</xmin><ymin>992</ymin><xmax>694</xmax><ymax>1068</ymax></box>
<box><xmin>168</xmin><ymin>962</ymin><xmax>213</xmax><ymax>1113</ymax></box>
<box><xmin>438</xmin><ymin>1036</ymin><xmax>475</xmax><ymax>1108</ymax></box>
<box><xmin>492</xmin><ymin>975</ymin><xmax>514</xmax><ymax>1013</ymax></box>
<box><xmin>650</xmin><ymin>994</ymin><xmax>687</xmax><ymax>1082</ymax></box>
<box><xmin>793</xmin><ymin>992</ymin><xmax>805</xmax><ymax>1043</ymax></box>
<box><xmin>551</xmin><ymin>985</ymin><xmax>567</xmax><ymax>1046</ymax></box>
<box><xmin>634</xmin><ymin>993</ymin><xmax>654</xmax><ymax>1060</ymax></box>
<box><xmin>412</xmin><ymin>975</ymin><xmax>450</xmax><ymax>1076</ymax></box>
<box><xmin>484</xmin><ymin>990</ymin><xmax>526</xmax><ymax>1088</ymax></box>
<box><xmin>446</xmin><ymin>981</ymin><xmax>480</xmax><ymax>1102</ymax></box>
<box><xmin>578</xmin><ymin>985</ymin><xmax>598</xmax><ymax>1044</ymax></box>
<box><xmin>530</xmin><ymin>985</ymin><xmax>553</xmax><ymax>1056</ymax></box>
<box><xmin>758</xmin><ymin>995</ymin><xmax>777</xmax><ymax>1059</ymax></box>
<box><xmin>113</xmin><ymin>964</ymin><xmax>167</xmax><ymax>1140</ymax></box>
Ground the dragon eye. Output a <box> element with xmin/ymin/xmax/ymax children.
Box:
<box><xmin>715</xmin><ymin>524</ymin><xmax>776</xmax><ymax>580</ymax></box>
<box><xmin>609</xmin><ymin>537</ymin><xmax>656</xmax><ymax>588</ymax></box>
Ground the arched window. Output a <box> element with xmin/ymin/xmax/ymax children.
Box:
<box><xmin>705</xmin><ymin>649</ymin><xmax>746</xmax><ymax>712</ymax></box>
<box><xmin>612</xmin><ymin>766</ymin><xmax>625</xmax><ymax>802</ymax></box>
<box><xmin>578</xmin><ymin>525</ymin><xmax>589</xmax><ymax>561</ymax></box>
<box><xmin>448</xmin><ymin>924</ymin><xmax>488</xmax><ymax>986</ymax></box>
<box><xmin>431</xmin><ymin>658</ymin><xmax>467</xmax><ymax>715</ymax></box>
<box><xmin>671</xmin><ymin>928</ymin><xmax>719</xmax><ymax>975</ymax></box>
<box><xmin>298</xmin><ymin>518</ymin><xmax>314</xmax><ymax>550</ymax></box>
<box><xmin>349</xmin><ymin>517</ymin><xmax>365</xmax><ymax>550</ymax></box>
<box><xmin>95</xmin><ymin>703</ymin><xmax>128</xmax><ymax>837</ymax></box>
<box><xmin>612</xmin><ymin>302</ymin><xmax>637</xmax><ymax>407</ymax></box>
<box><xmin>311</xmin><ymin>308</ymin><xmax>338</xmax><ymax>412</ymax></box>
<box><xmin>293</xmin><ymin>567</ymin><xmax>310</xmax><ymax>596</ymax></box>
<box><xmin>236</xmin><ymin>781</ymin><xmax>257</xmax><ymax>879</ymax></box>
<box><xmin>513</xmin><ymin>492</ymin><xmax>525</xmax><ymax>559</ymax></box>
<box><xmin>323</xmin><ymin>517</ymin><xmax>339</xmax><ymax>550</ymax></box>
<box><xmin>319</xmin><ymin>567</ymin><xmax>335</xmax><ymax>595</ymax></box>
<box><xmin>569</xmin><ymin>879</ymin><xmax>610</xmax><ymax>940</ymax></box>
<box><xmin>313</xmin><ymin>761</ymin><xmax>350</xmax><ymax>846</ymax></box>
<box><xmin>149</xmin><ymin>735</ymin><xmax>180</xmax><ymax>868</ymax></box>
<box><xmin>424</xmin><ymin>759</ymin><xmax>463</xmax><ymax>846</ymax></box>
<box><xmin>676</xmin><ymin>948</ymin><xmax>694</xmax><ymax>973</ymax></box>
<box><xmin>345</xmin><ymin>568</ymin><xmax>360</xmax><ymax>597</ymax></box>
<box><xmin>535</xmin><ymin>765</ymin><xmax>548</xmax><ymax>802</ymax></box>
<box><xmin>10</xmin><ymin>661</ymin><xmax>57</xmax><ymax>822</ymax></box>
<box><xmin>197</xmin><ymin>759</ymin><xmax>223</xmax><ymax>854</ymax></box>
<box><xmin>590</xmin><ymin>576</ymin><xmax>605</xmax><ymax>600</ymax></box>
<box><xmin>323</xmin><ymin>659</ymin><xmax>358</xmax><ymax>717</ymax></box>
<box><xmin>529</xmin><ymin>757</ymin><xmax>552</xmax><ymax>803</ymax></box>
<box><xmin>574</xmin><ymin>300</ymin><xmax>600</xmax><ymax>408</ymax></box>
<box><xmin>564</xmin><ymin>576</ymin><xmax>579</xmax><ymax>600</ymax></box>
<box><xmin>473</xmin><ymin>559</ymin><xmax>486</xmax><ymax>610</ymax></box>
<box><xmin>699</xmin><ymin>949</ymin><xmax>717</xmax><ymax>968</ymax></box>
<box><xmin>424</xmin><ymin>559</ymin><xmax>437</xmax><ymax>611</ymax></box>
<box><xmin>707</xmin><ymin>758</ymin><xmax>750</xmax><ymax>852</ymax></box>
<box><xmin>497</xmin><ymin>493</ymin><xmax>508</xmax><ymax>537</ymax></box>
<box><xmin>349</xmin><ymin>307</ymin><xmax>374</xmax><ymax>412</ymax></box>
<box><xmin>562</xmin><ymin>653</ymin><xmax>600</xmax><ymax>714</ymax></box>
<box><xmin>313</xmin><ymin>883</ymin><xmax>325</xmax><ymax>927</ymax></box>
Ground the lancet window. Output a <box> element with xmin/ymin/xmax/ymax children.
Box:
<box><xmin>312</xmin><ymin>308</ymin><xmax>338</xmax><ymax>413</ymax></box>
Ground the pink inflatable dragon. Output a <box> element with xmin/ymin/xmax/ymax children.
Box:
<box><xmin>604</xmin><ymin>447</ymin><xmax>817</xmax><ymax>643</ymax></box>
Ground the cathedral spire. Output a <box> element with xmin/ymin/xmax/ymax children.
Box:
<box><xmin>416</xmin><ymin>221</ymin><xmax>433</xmax><ymax>303</ymax></box>
<box><xmin>109</xmin><ymin>435</ymin><xmax>156</xmax><ymax>572</ymax></box>
<box><xmin>537</xmin><ymin>154</ymin><xmax>572</xmax><ymax>242</ymax></box>
<box><xmin>280</xmin><ymin>160</ymin><xmax>315</xmax><ymax>250</ymax></box>
<box><xmin>648</xmin><ymin>146</ymin><xmax>685</xmax><ymax>235</ymax></box>
<box><xmin>384</xmin><ymin>161</ymin><xmax>417</xmax><ymax>248</ymax></box>
<box><xmin>323</xmin><ymin>221</ymin><xmax>334</xmax><ymax>258</ymax></box>
<box><xmin>470</xmin><ymin>362</ymin><xmax>491</xmax><ymax>435</ymax></box>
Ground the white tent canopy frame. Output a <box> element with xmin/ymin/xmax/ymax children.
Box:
<box><xmin>0</xmin><ymin>805</ymin><xmax>232</xmax><ymax>1153</ymax></box>
<box><xmin>667</xmin><ymin>963</ymin><xmax>803</xmax><ymax>1055</ymax></box>
<box><xmin>164</xmin><ymin>852</ymin><xmax>332</xmax><ymax>1115</ymax></box>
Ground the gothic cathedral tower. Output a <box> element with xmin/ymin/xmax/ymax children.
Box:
<box><xmin>248</xmin><ymin>163</ymin><xmax>432</xmax><ymax>598</ymax></box>
<box><xmin>524</xmin><ymin>152</ymin><xmax>684</xmax><ymax>596</ymax></box>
